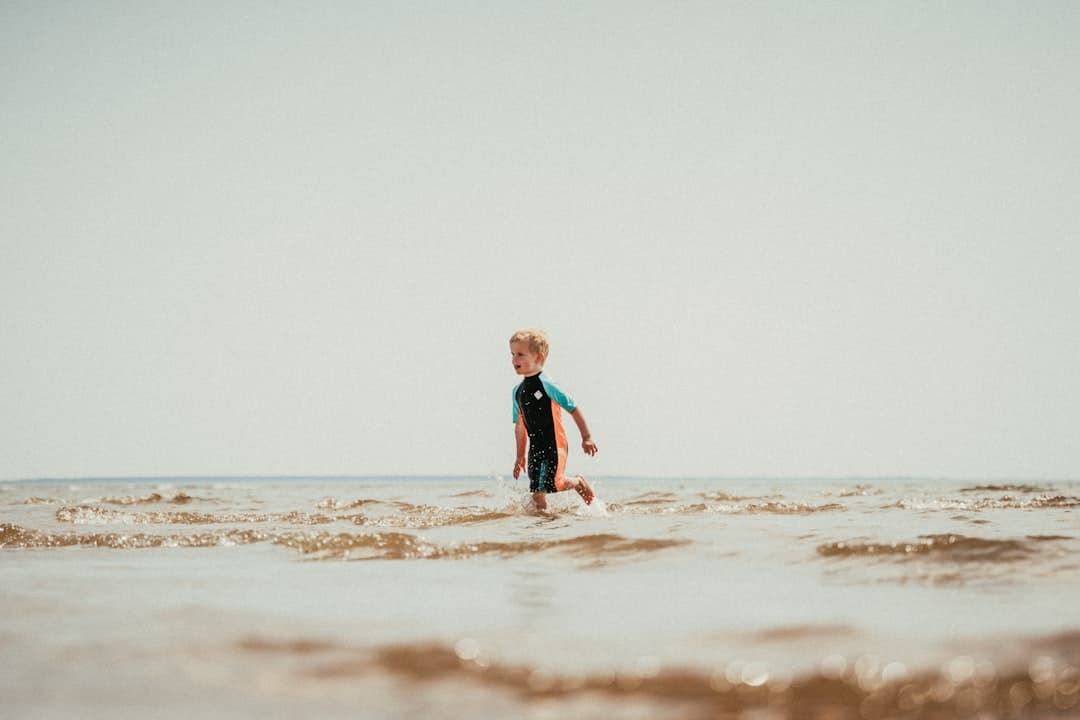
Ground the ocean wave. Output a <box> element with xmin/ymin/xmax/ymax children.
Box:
<box><xmin>0</xmin><ymin>523</ymin><xmax>267</xmax><ymax>549</ymax></box>
<box><xmin>885</xmin><ymin>495</ymin><xmax>1080</xmax><ymax>511</ymax></box>
<box><xmin>21</xmin><ymin>492</ymin><xmax>203</xmax><ymax>506</ymax></box>
<box><xmin>607</xmin><ymin>501</ymin><xmax>846</xmax><ymax>515</ymax></box>
<box><xmin>342</xmin><ymin>500</ymin><xmax>523</xmax><ymax>528</ymax></box>
<box><xmin>823</xmin><ymin>485</ymin><xmax>885</xmax><ymax>497</ymax></box>
<box><xmin>278</xmin><ymin>531</ymin><xmax>690</xmax><ymax>564</ymax></box>
<box><xmin>1</xmin><ymin>523</ymin><xmax>685</xmax><ymax>566</ymax></box>
<box><xmin>54</xmin><ymin>506</ymin><xmax>338</xmax><ymax>526</ymax></box>
<box><xmin>698</xmin><ymin>491</ymin><xmax>773</xmax><ymax>502</ymax></box>
<box><xmin>360</xmin><ymin>508</ymin><xmax>516</xmax><ymax>529</ymax></box>
<box><xmin>735</xmin><ymin>501</ymin><xmax>846</xmax><ymax>515</ymax></box>
<box><xmin>959</xmin><ymin>484</ymin><xmax>1053</xmax><ymax>494</ymax></box>
<box><xmin>450</xmin><ymin>490</ymin><xmax>494</xmax><ymax>498</ymax></box>
<box><xmin>51</xmin><ymin>503</ymin><xmax>519</xmax><ymax>530</ymax></box>
<box><xmin>620</xmin><ymin>491</ymin><xmax>681</xmax><ymax>506</ymax></box>
<box><xmin>817</xmin><ymin>534</ymin><xmax>1070</xmax><ymax>563</ymax></box>
<box><xmin>100</xmin><ymin>492</ymin><xmax>198</xmax><ymax>505</ymax></box>
<box><xmin>316</xmin><ymin>497</ymin><xmax>383</xmax><ymax>510</ymax></box>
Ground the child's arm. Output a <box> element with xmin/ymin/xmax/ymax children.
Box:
<box><xmin>513</xmin><ymin>421</ymin><xmax>527</xmax><ymax>478</ymax></box>
<box><xmin>570</xmin><ymin>408</ymin><xmax>598</xmax><ymax>456</ymax></box>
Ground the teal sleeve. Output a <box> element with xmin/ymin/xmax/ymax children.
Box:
<box><xmin>511</xmin><ymin>383</ymin><xmax>520</xmax><ymax>423</ymax></box>
<box><xmin>540</xmin><ymin>376</ymin><xmax>576</xmax><ymax>412</ymax></box>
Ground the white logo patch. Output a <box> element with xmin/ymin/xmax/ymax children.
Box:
<box><xmin>533</xmin><ymin>390</ymin><xmax>544</xmax><ymax>400</ymax></box>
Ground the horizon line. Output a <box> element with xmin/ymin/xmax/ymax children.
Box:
<box><xmin>2</xmin><ymin>473</ymin><xmax>1076</xmax><ymax>484</ymax></box>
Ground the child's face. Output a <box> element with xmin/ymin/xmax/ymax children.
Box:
<box><xmin>510</xmin><ymin>342</ymin><xmax>544</xmax><ymax>376</ymax></box>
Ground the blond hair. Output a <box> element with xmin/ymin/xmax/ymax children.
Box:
<box><xmin>509</xmin><ymin>328</ymin><xmax>550</xmax><ymax>359</ymax></box>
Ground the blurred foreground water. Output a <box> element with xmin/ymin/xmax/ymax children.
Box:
<box><xmin>2</xmin><ymin>476</ymin><xmax>1079</xmax><ymax>719</ymax></box>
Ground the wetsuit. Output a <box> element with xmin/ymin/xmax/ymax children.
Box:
<box><xmin>512</xmin><ymin>373</ymin><xmax>576</xmax><ymax>494</ymax></box>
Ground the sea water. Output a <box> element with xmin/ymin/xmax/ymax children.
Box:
<box><xmin>2</xmin><ymin>476</ymin><xmax>1078</xmax><ymax>719</ymax></box>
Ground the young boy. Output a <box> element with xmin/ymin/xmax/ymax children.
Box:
<box><xmin>509</xmin><ymin>329</ymin><xmax>597</xmax><ymax>511</ymax></box>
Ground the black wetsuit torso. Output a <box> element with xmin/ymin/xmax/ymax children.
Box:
<box><xmin>513</xmin><ymin>373</ymin><xmax>575</xmax><ymax>494</ymax></box>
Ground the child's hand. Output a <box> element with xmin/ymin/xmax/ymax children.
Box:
<box><xmin>513</xmin><ymin>457</ymin><xmax>526</xmax><ymax>479</ymax></box>
<box><xmin>582</xmin><ymin>438</ymin><xmax>598</xmax><ymax>456</ymax></box>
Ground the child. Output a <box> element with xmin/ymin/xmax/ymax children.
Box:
<box><xmin>509</xmin><ymin>329</ymin><xmax>597</xmax><ymax>511</ymax></box>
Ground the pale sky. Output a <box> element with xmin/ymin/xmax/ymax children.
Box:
<box><xmin>2</xmin><ymin>1</ymin><xmax>1078</xmax><ymax>480</ymax></box>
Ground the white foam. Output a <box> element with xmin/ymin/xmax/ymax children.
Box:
<box><xmin>574</xmin><ymin>497</ymin><xmax>609</xmax><ymax>517</ymax></box>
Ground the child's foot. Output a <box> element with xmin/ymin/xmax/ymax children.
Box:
<box><xmin>574</xmin><ymin>475</ymin><xmax>594</xmax><ymax>505</ymax></box>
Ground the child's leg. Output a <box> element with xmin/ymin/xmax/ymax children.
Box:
<box><xmin>559</xmin><ymin>475</ymin><xmax>594</xmax><ymax>505</ymax></box>
<box><xmin>528</xmin><ymin>448</ymin><xmax>557</xmax><ymax>511</ymax></box>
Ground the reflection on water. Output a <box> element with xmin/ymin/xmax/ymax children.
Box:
<box><xmin>2</xmin><ymin>476</ymin><xmax>1079</xmax><ymax>719</ymax></box>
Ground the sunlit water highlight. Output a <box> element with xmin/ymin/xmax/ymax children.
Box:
<box><xmin>2</xmin><ymin>476</ymin><xmax>1078</xmax><ymax>719</ymax></box>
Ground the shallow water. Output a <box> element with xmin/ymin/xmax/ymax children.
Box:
<box><xmin>2</xmin><ymin>476</ymin><xmax>1079</xmax><ymax>719</ymax></box>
